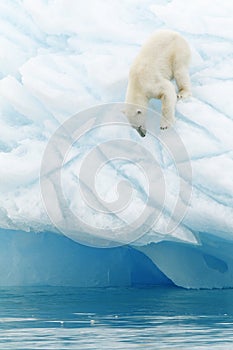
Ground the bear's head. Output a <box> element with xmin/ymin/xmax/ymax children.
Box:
<box><xmin>123</xmin><ymin>104</ymin><xmax>146</xmax><ymax>137</ymax></box>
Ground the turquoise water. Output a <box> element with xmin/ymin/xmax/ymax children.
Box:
<box><xmin>0</xmin><ymin>287</ymin><xmax>233</xmax><ymax>349</ymax></box>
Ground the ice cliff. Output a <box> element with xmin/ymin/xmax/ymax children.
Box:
<box><xmin>0</xmin><ymin>0</ymin><xmax>232</xmax><ymax>288</ymax></box>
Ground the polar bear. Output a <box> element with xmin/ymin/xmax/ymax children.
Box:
<box><xmin>124</xmin><ymin>30</ymin><xmax>191</xmax><ymax>137</ymax></box>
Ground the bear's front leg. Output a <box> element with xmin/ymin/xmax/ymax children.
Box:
<box><xmin>174</xmin><ymin>67</ymin><xmax>192</xmax><ymax>100</ymax></box>
<box><xmin>160</xmin><ymin>81</ymin><xmax>177</xmax><ymax>130</ymax></box>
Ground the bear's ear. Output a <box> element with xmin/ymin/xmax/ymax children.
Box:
<box><xmin>137</xmin><ymin>109</ymin><xmax>142</xmax><ymax>114</ymax></box>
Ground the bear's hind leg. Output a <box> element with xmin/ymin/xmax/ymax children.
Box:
<box><xmin>174</xmin><ymin>67</ymin><xmax>191</xmax><ymax>99</ymax></box>
<box><xmin>160</xmin><ymin>80</ymin><xmax>177</xmax><ymax>130</ymax></box>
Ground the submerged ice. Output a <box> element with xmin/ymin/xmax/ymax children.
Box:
<box><xmin>0</xmin><ymin>0</ymin><xmax>233</xmax><ymax>288</ymax></box>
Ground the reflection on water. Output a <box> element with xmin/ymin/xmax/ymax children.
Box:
<box><xmin>0</xmin><ymin>286</ymin><xmax>233</xmax><ymax>349</ymax></box>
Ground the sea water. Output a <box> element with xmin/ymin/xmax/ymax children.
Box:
<box><xmin>0</xmin><ymin>286</ymin><xmax>233</xmax><ymax>349</ymax></box>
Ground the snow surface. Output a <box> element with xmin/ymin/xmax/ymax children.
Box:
<box><xmin>0</xmin><ymin>0</ymin><xmax>233</xmax><ymax>288</ymax></box>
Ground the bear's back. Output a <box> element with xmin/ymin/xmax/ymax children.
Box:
<box><xmin>130</xmin><ymin>30</ymin><xmax>190</xmax><ymax>80</ymax></box>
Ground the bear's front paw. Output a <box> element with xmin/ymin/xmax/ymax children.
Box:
<box><xmin>177</xmin><ymin>90</ymin><xmax>192</xmax><ymax>100</ymax></box>
<box><xmin>160</xmin><ymin>117</ymin><xmax>175</xmax><ymax>130</ymax></box>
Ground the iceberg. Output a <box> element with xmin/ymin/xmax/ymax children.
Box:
<box><xmin>0</xmin><ymin>0</ymin><xmax>232</xmax><ymax>289</ymax></box>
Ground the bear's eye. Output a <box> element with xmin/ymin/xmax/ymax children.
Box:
<box><xmin>137</xmin><ymin>109</ymin><xmax>142</xmax><ymax>114</ymax></box>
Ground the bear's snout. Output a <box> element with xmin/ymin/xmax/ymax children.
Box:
<box><xmin>137</xmin><ymin>126</ymin><xmax>146</xmax><ymax>137</ymax></box>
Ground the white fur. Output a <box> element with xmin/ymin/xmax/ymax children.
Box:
<box><xmin>125</xmin><ymin>30</ymin><xmax>191</xmax><ymax>135</ymax></box>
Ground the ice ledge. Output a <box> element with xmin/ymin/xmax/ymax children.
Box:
<box><xmin>1</xmin><ymin>228</ymin><xmax>233</xmax><ymax>289</ymax></box>
<box><xmin>136</xmin><ymin>232</ymin><xmax>233</xmax><ymax>289</ymax></box>
<box><xmin>0</xmin><ymin>229</ymin><xmax>172</xmax><ymax>287</ymax></box>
